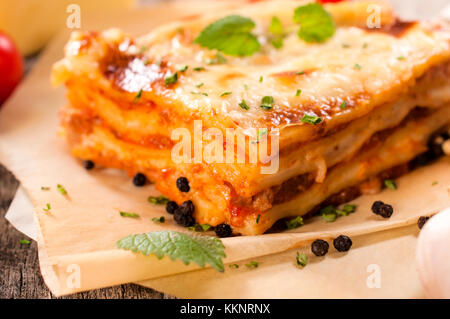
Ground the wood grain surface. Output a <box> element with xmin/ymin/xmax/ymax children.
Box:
<box><xmin>0</xmin><ymin>164</ymin><xmax>173</xmax><ymax>299</ymax></box>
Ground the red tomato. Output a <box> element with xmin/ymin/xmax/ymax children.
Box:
<box><xmin>0</xmin><ymin>31</ymin><xmax>24</xmax><ymax>105</ymax></box>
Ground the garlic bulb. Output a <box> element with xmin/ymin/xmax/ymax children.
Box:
<box><xmin>416</xmin><ymin>207</ymin><xmax>450</xmax><ymax>298</ymax></box>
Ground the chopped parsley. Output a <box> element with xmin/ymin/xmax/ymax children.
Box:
<box><xmin>152</xmin><ymin>216</ymin><xmax>165</xmax><ymax>224</ymax></box>
<box><xmin>297</xmin><ymin>71</ymin><xmax>305</xmax><ymax>75</ymax></box>
<box><xmin>206</xmin><ymin>53</ymin><xmax>227</xmax><ymax>65</ymax></box>
<box><xmin>259</xmin><ymin>76</ymin><xmax>264</xmax><ymax>83</ymax></box>
<box><xmin>195</xmin><ymin>82</ymin><xmax>204</xmax><ymax>88</ymax></box>
<box><xmin>269</xmin><ymin>16</ymin><xmax>284</xmax><ymax>49</ymax></box>
<box><xmin>133</xmin><ymin>89</ymin><xmax>143</xmax><ymax>102</ymax></box>
<box><xmin>354</xmin><ymin>63</ymin><xmax>362</xmax><ymax>70</ymax></box>
<box><xmin>19</xmin><ymin>239</ymin><xmax>31</xmax><ymax>245</ymax></box>
<box><xmin>229</xmin><ymin>264</ymin><xmax>239</xmax><ymax>269</ymax></box>
<box><xmin>43</xmin><ymin>203</ymin><xmax>51</xmax><ymax>212</ymax></box>
<box><xmin>397</xmin><ymin>56</ymin><xmax>406</xmax><ymax>61</ymax></box>
<box><xmin>384</xmin><ymin>179</ymin><xmax>397</xmax><ymax>190</ymax></box>
<box><xmin>41</xmin><ymin>186</ymin><xmax>50</xmax><ymax>191</ymax></box>
<box><xmin>164</xmin><ymin>72</ymin><xmax>178</xmax><ymax>86</ymax></box>
<box><xmin>220</xmin><ymin>91</ymin><xmax>232</xmax><ymax>97</ymax></box>
<box><xmin>320</xmin><ymin>204</ymin><xmax>356</xmax><ymax>222</ymax></box>
<box><xmin>339</xmin><ymin>101</ymin><xmax>348</xmax><ymax>109</ymax></box>
<box><xmin>193</xmin><ymin>67</ymin><xmax>206</xmax><ymax>72</ymax></box>
<box><xmin>245</xmin><ymin>261</ymin><xmax>259</xmax><ymax>269</ymax></box>
<box><xmin>301</xmin><ymin>114</ymin><xmax>322</xmax><ymax>125</ymax></box>
<box><xmin>148</xmin><ymin>195</ymin><xmax>170</xmax><ymax>205</ymax></box>
<box><xmin>296</xmin><ymin>252</ymin><xmax>308</xmax><ymax>267</ymax></box>
<box><xmin>56</xmin><ymin>184</ymin><xmax>67</xmax><ymax>196</ymax></box>
<box><xmin>294</xmin><ymin>3</ymin><xmax>335</xmax><ymax>43</ymax></box>
<box><xmin>116</xmin><ymin>231</ymin><xmax>226</xmax><ymax>272</ymax></box>
<box><xmin>252</xmin><ymin>128</ymin><xmax>268</xmax><ymax>144</ymax></box>
<box><xmin>286</xmin><ymin>216</ymin><xmax>304</xmax><ymax>230</ymax></box>
<box><xmin>256</xmin><ymin>214</ymin><xmax>261</xmax><ymax>224</ymax></box>
<box><xmin>119</xmin><ymin>211</ymin><xmax>140</xmax><ymax>218</ymax></box>
<box><xmin>296</xmin><ymin>89</ymin><xmax>302</xmax><ymax>97</ymax></box>
<box><xmin>244</xmin><ymin>84</ymin><xmax>249</xmax><ymax>90</ymax></box>
<box><xmin>432</xmin><ymin>181</ymin><xmax>439</xmax><ymax>186</ymax></box>
<box><xmin>260</xmin><ymin>96</ymin><xmax>274</xmax><ymax>110</ymax></box>
<box><xmin>178</xmin><ymin>65</ymin><xmax>188</xmax><ymax>72</ymax></box>
<box><xmin>194</xmin><ymin>15</ymin><xmax>261</xmax><ymax>57</ymax></box>
<box><xmin>239</xmin><ymin>99</ymin><xmax>250</xmax><ymax>110</ymax></box>
<box><xmin>191</xmin><ymin>91</ymin><xmax>208</xmax><ymax>96</ymax></box>
<box><xmin>188</xmin><ymin>224</ymin><xmax>212</xmax><ymax>232</ymax></box>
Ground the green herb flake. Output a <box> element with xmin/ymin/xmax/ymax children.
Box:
<box><xmin>43</xmin><ymin>203</ymin><xmax>51</xmax><ymax>212</ymax></box>
<box><xmin>432</xmin><ymin>181</ymin><xmax>439</xmax><ymax>186</ymax></box>
<box><xmin>152</xmin><ymin>216</ymin><xmax>165</xmax><ymax>224</ymax></box>
<box><xmin>343</xmin><ymin>204</ymin><xmax>356</xmax><ymax>214</ymax></box>
<box><xmin>206</xmin><ymin>53</ymin><xmax>228</xmax><ymax>65</ymax></box>
<box><xmin>384</xmin><ymin>179</ymin><xmax>397</xmax><ymax>190</ymax></box>
<box><xmin>239</xmin><ymin>99</ymin><xmax>250</xmax><ymax>110</ymax></box>
<box><xmin>244</xmin><ymin>84</ymin><xmax>249</xmax><ymax>90</ymax></box>
<box><xmin>256</xmin><ymin>214</ymin><xmax>261</xmax><ymax>224</ymax></box>
<box><xmin>188</xmin><ymin>224</ymin><xmax>213</xmax><ymax>232</ymax></box>
<box><xmin>286</xmin><ymin>216</ymin><xmax>304</xmax><ymax>230</ymax></box>
<box><xmin>339</xmin><ymin>101</ymin><xmax>348</xmax><ymax>110</ymax></box>
<box><xmin>19</xmin><ymin>239</ymin><xmax>31</xmax><ymax>245</ymax></box>
<box><xmin>56</xmin><ymin>184</ymin><xmax>67</xmax><ymax>196</ymax></box>
<box><xmin>297</xmin><ymin>71</ymin><xmax>305</xmax><ymax>75</ymax></box>
<box><xmin>260</xmin><ymin>96</ymin><xmax>274</xmax><ymax>110</ymax></box>
<box><xmin>229</xmin><ymin>263</ymin><xmax>239</xmax><ymax>269</ymax></box>
<box><xmin>259</xmin><ymin>76</ymin><xmax>263</xmax><ymax>83</ymax></box>
<box><xmin>320</xmin><ymin>205</ymin><xmax>337</xmax><ymax>222</ymax></box>
<box><xmin>193</xmin><ymin>67</ymin><xmax>206</xmax><ymax>72</ymax></box>
<box><xmin>220</xmin><ymin>91</ymin><xmax>232</xmax><ymax>97</ymax></box>
<box><xmin>296</xmin><ymin>89</ymin><xmax>302</xmax><ymax>97</ymax></box>
<box><xmin>296</xmin><ymin>252</ymin><xmax>308</xmax><ymax>267</ymax></box>
<box><xmin>301</xmin><ymin>114</ymin><xmax>322</xmax><ymax>125</ymax></box>
<box><xmin>194</xmin><ymin>15</ymin><xmax>261</xmax><ymax>57</ymax></box>
<box><xmin>148</xmin><ymin>195</ymin><xmax>170</xmax><ymax>205</ymax></box>
<box><xmin>294</xmin><ymin>3</ymin><xmax>335</xmax><ymax>43</ymax></box>
<box><xmin>179</xmin><ymin>65</ymin><xmax>189</xmax><ymax>72</ymax></box>
<box><xmin>245</xmin><ymin>261</ymin><xmax>259</xmax><ymax>269</ymax></box>
<box><xmin>363</xmin><ymin>43</ymin><xmax>369</xmax><ymax>49</ymax></box>
<box><xmin>116</xmin><ymin>231</ymin><xmax>226</xmax><ymax>272</ymax></box>
<box><xmin>397</xmin><ymin>56</ymin><xmax>405</xmax><ymax>61</ymax></box>
<box><xmin>133</xmin><ymin>89</ymin><xmax>143</xmax><ymax>102</ymax></box>
<box><xmin>41</xmin><ymin>186</ymin><xmax>50</xmax><ymax>191</ymax></box>
<box><xmin>191</xmin><ymin>91</ymin><xmax>209</xmax><ymax>96</ymax></box>
<box><xmin>195</xmin><ymin>82</ymin><xmax>204</xmax><ymax>88</ymax></box>
<box><xmin>119</xmin><ymin>211</ymin><xmax>140</xmax><ymax>218</ymax></box>
<box><xmin>354</xmin><ymin>63</ymin><xmax>362</xmax><ymax>70</ymax></box>
<box><xmin>164</xmin><ymin>72</ymin><xmax>179</xmax><ymax>86</ymax></box>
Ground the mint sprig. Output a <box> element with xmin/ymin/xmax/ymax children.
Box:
<box><xmin>194</xmin><ymin>15</ymin><xmax>261</xmax><ymax>57</ymax></box>
<box><xmin>116</xmin><ymin>231</ymin><xmax>226</xmax><ymax>272</ymax></box>
<box><xmin>294</xmin><ymin>3</ymin><xmax>335</xmax><ymax>43</ymax></box>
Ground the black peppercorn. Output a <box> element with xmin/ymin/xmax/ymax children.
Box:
<box><xmin>173</xmin><ymin>200</ymin><xmax>196</xmax><ymax>227</ymax></box>
<box><xmin>132</xmin><ymin>173</ymin><xmax>147</xmax><ymax>187</ymax></box>
<box><xmin>165</xmin><ymin>201</ymin><xmax>178</xmax><ymax>214</ymax></box>
<box><xmin>417</xmin><ymin>216</ymin><xmax>430</xmax><ymax>230</ymax></box>
<box><xmin>83</xmin><ymin>160</ymin><xmax>95</xmax><ymax>170</ymax></box>
<box><xmin>311</xmin><ymin>239</ymin><xmax>329</xmax><ymax>256</ymax></box>
<box><xmin>176</xmin><ymin>177</ymin><xmax>190</xmax><ymax>192</ymax></box>
<box><xmin>371</xmin><ymin>201</ymin><xmax>393</xmax><ymax>218</ymax></box>
<box><xmin>333</xmin><ymin>235</ymin><xmax>352</xmax><ymax>252</ymax></box>
<box><xmin>215</xmin><ymin>224</ymin><xmax>233</xmax><ymax>238</ymax></box>
<box><xmin>174</xmin><ymin>212</ymin><xmax>195</xmax><ymax>227</ymax></box>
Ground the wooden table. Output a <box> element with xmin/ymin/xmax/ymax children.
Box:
<box><xmin>0</xmin><ymin>164</ymin><xmax>173</xmax><ymax>298</ymax></box>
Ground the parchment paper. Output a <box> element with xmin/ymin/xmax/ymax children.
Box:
<box><xmin>1</xmin><ymin>0</ymin><xmax>449</xmax><ymax>297</ymax></box>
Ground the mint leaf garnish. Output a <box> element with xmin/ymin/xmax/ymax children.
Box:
<box><xmin>194</xmin><ymin>15</ymin><xmax>261</xmax><ymax>57</ymax></box>
<box><xmin>294</xmin><ymin>3</ymin><xmax>335</xmax><ymax>43</ymax></box>
<box><xmin>116</xmin><ymin>231</ymin><xmax>226</xmax><ymax>272</ymax></box>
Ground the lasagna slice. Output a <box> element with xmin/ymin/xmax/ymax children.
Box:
<box><xmin>52</xmin><ymin>0</ymin><xmax>450</xmax><ymax>235</ymax></box>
